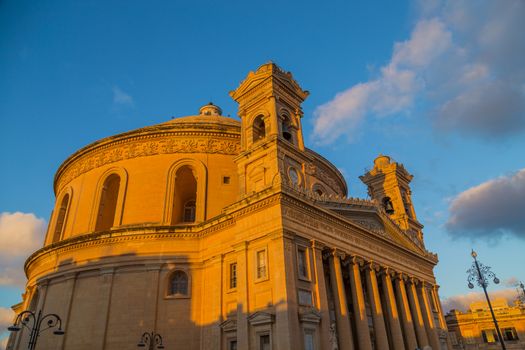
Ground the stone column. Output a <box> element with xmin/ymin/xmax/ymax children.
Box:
<box><xmin>348</xmin><ymin>257</ymin><xmax>372</xmax><ymax>350</ymax></box>
<box><xmin>363</xmin><ymin>263</ymin><xmax>389</xmax><ymax>350</ymax></box>
<box><xmin>393</xmin><ymin>274</ymin><xmax>418</xmax><ymax>350</ymax></box>
<box><xmin>432</xmin><ymin>285</ymin><xmax>446</xmax><ymax>329</ymax></box>
<box><xmin>272</xmin><ymin>236</ymin><xmax>300</xmax><ymax>350</ymax></box>
<box><xmin>234</xmin><ymin>241</ymin><xmax>250</xmax><ymax>350</ymax></box>
<box><xmin>380</xmin><ymin>270</ymin><xmax>405</xmax><ymax>350</ymax></box>
<box><xmin>311</xmin><ymin>241</ymin><xmax>331</xmax><ymax>350</ymax></box>
<box><xmin>418</xmin><ymin>282</ymin><xmax>441</xmax><ymax>350</ymax></box>
<box><xmin>14</xmin><ymin>283</ymin><xmax>48</xmax><ymax>350</ymax></box>
<box><xmin>99</xmin><ymin>268</ymin><xmax>115</xmax><ymax>350</ymax></box>
<box><xmin>328</xmin><ymin>250</ymin><xmax>354</xmax><ymax>350</ymax></box>
<box><xmin>59</xmin><ymin>273</ymin><xmax>77</xmax><ymax>350</ymax></box>
<box><xmin>433</xmin><ymin>285</ymin><xmax>454</xmax><ymax>349</ymax></box>
<box><xmin>406</xmin><ymin>278</ymin><xmax>429</xmax><ymax>348</ymax></box>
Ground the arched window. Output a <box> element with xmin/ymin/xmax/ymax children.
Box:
<box><xmin>170</xmin><ymin>270</ymin><xmax>189</xmax><ymax>296</ymax></box>
<box><xmin>95</xmin><ymin>174</ymin><xmax>121</xmax><ymax>231</ymax></box>
<box><xmin>252</xmin><ymin>115</ymin><xmax>266</xmax><ymax>142</ymax></box>
<box><xmin>382</xmin><ymin>196</ymin><xmax>394</xmax><ymax>214</ymax></box>
<box><xmin>281</xmin><ymin>115</ymin><xmax>293</xmax><ymax>142</ymax></box>
<box><xmin>52</xmin><ymin>194</ymin><xmax>70</xmax><ymax>243</ymax></box>
<box><xmin>172</xmin><ymin>166</ymin><xmax>197</xmax><ymax>224</ymax></box>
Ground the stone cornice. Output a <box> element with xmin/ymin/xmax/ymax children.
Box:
<box><xmin>54</xmin><ymin>125</ymin><xmax>241</xmax><ymax>194</ymax></box>
<box><xmin>25</xmin><ymin>192</ymin><xmax>282</xmax><ymax>277</ymax></box>
<box><xmin>279</xmin><ymin>193</ymin><xmax>438</xmax><ymax>279</ymax></box>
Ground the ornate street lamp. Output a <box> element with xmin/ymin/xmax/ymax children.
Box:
<box><xmin>467</xmin><ymin>250</ymin><xmax>506</xmax><ymax>349</ymax></box>
<box><xmin>518</xmin><ymin>281</ymin><xmax>525</xmax><ymax>304</ymax></box>
<box><xmin>7</xmin><ymin>309</ymin><xmax>65</xmax><ymax>350</ymax></box>
<box><xmin>137</xmin><ymin>331</ymin><xmax>165</xmax><ymax>349</ymax></box>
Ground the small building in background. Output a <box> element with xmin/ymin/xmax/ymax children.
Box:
<box><xmin>446</xmin><ymin>298</ymin><xmax>525</xmax><ymax>349</ymax></box>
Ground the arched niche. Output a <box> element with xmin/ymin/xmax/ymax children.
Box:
<box><xmin>279</xmin><ymin>110</ymin><xmax>297</xmax><ymax>144</ymax></box>
<box><xmin>252</xmin><ymin>115</ymin><xmax>266</xmax><ymax>143</ymax></box>
<box><xmin>47</xmin><ymin>187</ymin><xmax>73</xmax><ymax>245</ymax></box>
<box><xmin>246</xmin><ymin>109</ymin><xmax>270</xmax><ymax>149</ymax></box>
<box><xmin>163</xmin><ymin>159</ymin><xmax>207</xmax><ymax>225</ymax></box>
<box><xmin>90</xmin><ymin>167</ymin><xmax>128</xmax><ymax>232</ymax></box>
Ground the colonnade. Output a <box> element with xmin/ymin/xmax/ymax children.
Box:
<box><xmin>317</xmin><ymin>248</ymin><xmax>447</xmax><ymax>350</ymax></box>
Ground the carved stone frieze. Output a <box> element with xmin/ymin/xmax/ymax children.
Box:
<box><xmin>56</xmin><ymin>136</ymin><xmax>241</xmax><ymax>192</ymax></box>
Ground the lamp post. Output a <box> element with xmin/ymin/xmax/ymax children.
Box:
<box><xmin>137</xmin><ymin>331</ymin><xmax>165</xmax><ymax>350</ymax></box>
<box><xmin>467</xmin><ymin>250</ymin><xmax>505</xmax><ymax>349</ymax></box>
<box><xmin>7</xmin><ymin>309</ymin><xmax>65</xmax><ymax>350</ymax></box>
<box><xmin>518</xmin><ymin>281</ymin><xmax>525</xmax><ymax>304</ymax></box>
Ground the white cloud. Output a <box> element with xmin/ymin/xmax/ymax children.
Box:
<box><xmin>0</xmin><ymin>212</ymin><xmax>46</xmax><ymax>287</ymax></box>
<box><xmin>0</xmin><ymin>307</ymin><xmax>14</xmax><ymax>350</ymax></box>
<box><xmin>314</xmin><ymin>18</ymin><xmax>451</xmax><ymax>143</ymax></box>
<box><xmin>503</xmin><ymin>277</ymin><xmax>519</xmax><ymax>288</ymax></box>
<box><xmin>446</xmin><ymin>169</ymin><xmax>525</xmax><ymax>240</ymax></box>
<box><xmin>441</xmin><ymin>288</ymin><xmax>518</xmax><ymax>313</ymax></box>
<box><xmin>0</xmin><ymin>336</ymin><xmax>8</xmax><ymax>350</ymax></box>
<box><xmin>313</xmin><ymin>0</ymin><xmax>525</xmax><ymax>143</ymax></box>
<box><xmin>0</xmin><ymin>307</ymin><xmax>14</xmax><ymax>330</ymax></box>
<box><xmin>112</xmin><ymin>86</ymin><xmax>134</xmax><ymax>107</ymax></box>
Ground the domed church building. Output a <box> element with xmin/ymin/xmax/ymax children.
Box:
<box><xmin>9</xmin><ymin>63</ymin><xmax>451</xmax><ymax>350</ymax></box>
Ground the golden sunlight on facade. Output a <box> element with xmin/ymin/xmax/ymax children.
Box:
<box><xmin>446</xmin><ymin>299</ymin><xmax>525</xmax><ymax>349</ymax></box>
<box><xmin>9</xmin><ymin>63</ymin><xmax>450</xmax><ymax>350</ymax></box>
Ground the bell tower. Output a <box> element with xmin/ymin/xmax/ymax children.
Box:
<box><xmin>230</xmin><ymin>63</ymin><xmax>309</xmax><ymax>196</ymax></box>
<box><xmin>360</xmin><ymin>155</ymin><xmax>424</xmax><ymax>240</ymax></box>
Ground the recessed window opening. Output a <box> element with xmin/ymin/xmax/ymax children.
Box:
<box><xmin>183</xmin><ymin>200</ymin><xmax>196</xmax><ymax>223</ymax></box>
<box><xmin>502</xmin><ymin>327</ymin><xmax>519</xmax><ymax>341</ymax></box>
<box><xmin>482</xmin><ymin>329</ymin><xmax>498</xmax><ymax>343</ymax></box>
<box><xmin>256</xmin><ymin>250</ymin><xmax>267</xmax><ymax>279</ymax></box>
<box><xmin>170</xmin><ymin>270</ymin><xmax>189</xmax><ymax>296</ymax></box>
<box><xmin>382</xmin><ymin>197</ymin><xmax>394</xmax><ymax>215</ymax></box>
<box><xmin>253</xmin><ymin>115</ymin><xmax>266</xmax><ymax>143</ymax></box>
<box><xmin>230</xmin><ymin>263</ymin><xmax>237</xmax><ymax>289</ymax></box>
<box><xmin>304</xmin><ymin>332</ymin><xmax>314</xmax><ymax>350</ymax></box>
<box><xmin>223</xmin><ymin>176</ymin><xmax>231</xmax><ymax>184</ymax></box>
<box><xmin>52</xmin><ymin>193</ymin><xmax>70</xmax><ymax>243</ymax></box>
<box><xmin>229</xmin><ymin>340</ymin><xmax>238</xmax><ymax>350</ymax></box>
<box><xmin>95</xmin><ymin>174</ymin><xmax>120</xmax><ymax>231</ymax></box>
<box><xmin>297</xmin><ymin>247</ymin><xmax>308</xmax><ymax>279</ymax></box>
<box><xmin>173</xmin><ymin>166</ymin><xmax>197</xmax><ymax>224</ymax></box>
<box><xmin>259</xmin><ymin>334</ymin><xmax>270</xmax><ymax>350</ymax></box>
<box><xmin>281</xmin><ymin>115</ymin><xmax>293</xmax><ymax>142</ymax></box>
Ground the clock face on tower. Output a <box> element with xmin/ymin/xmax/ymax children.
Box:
<box><xmin>288</xmin><ymin>167</ymin><xmax>299</xmax><ymax>185</ymax></box>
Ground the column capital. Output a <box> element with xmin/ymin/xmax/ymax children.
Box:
<box><xmin>347</xmin><ymin>255</ymin><xmax>365</xmax><ymax>266</ymax></box>
<box><xmin>407</xmin><ymin>276</ymin><xmax>420</xmax><ymax>285</ymax></box>
<box><xmin>420</xmin><ymin>281</ymin><xmax>435</xmax><ymax>290</ymax></box>
<box><xmin>362</xmin><ymin>261</ymin><xmax>381</xmax><ymax>272</ymax></box>
<box><xmin>333</xmin><ymin>248</ymin><xmax>346</xmax><ymax>259</ymax></box>
<box><xmin>378</xmin><ymin>267</ymin><xmax>397</xmax><ymax>277</ymax></box>
<box><xmin>393</xmin><ymin>272</ymin><xmax>407</xmax><ymax>281</ymax></box>
<box><xmin>325</xmin><ymin>248</ymin><xmax>346</xmax><ymax>260</ymax></box>
<box><xmin>310</xmin><ymin>239</ymin><xmax>326</xmax><ymax>251</ymax></box>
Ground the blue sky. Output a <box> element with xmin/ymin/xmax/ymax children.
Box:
<box><xmin>1</xmin><ymin>0</ymin><xmax>524</xmax><ymax>343</ymax></box>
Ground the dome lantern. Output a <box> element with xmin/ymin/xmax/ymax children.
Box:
<box><xmin>199</xmin><ymin>102</ymin><xmax>222</xmax><ymax>116</ymax></box>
